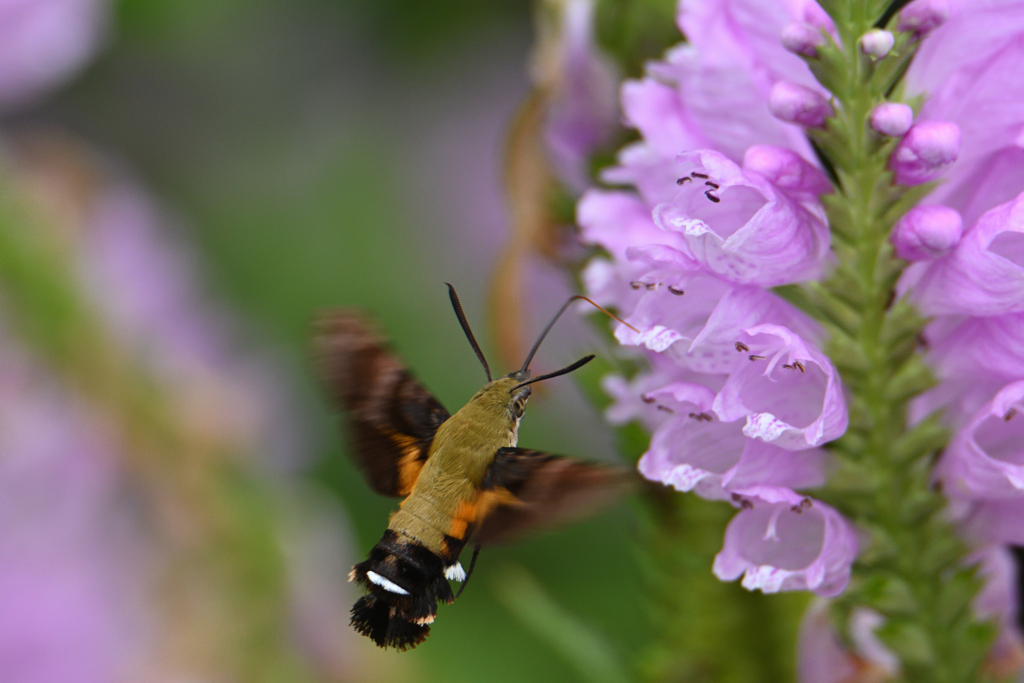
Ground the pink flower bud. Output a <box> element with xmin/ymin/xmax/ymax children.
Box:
<box><xmin>781</xmin><ymin>22</ymin><xmax>824</xmax><ymax>57</ymax></box>
<box><xmin>889</xmin><ymin>121</ymin><xmax>960</xmax><ymax>185</ymax></box>
<box><xmin>897</xmin><ymin>0</ymin><xmax>949</xmax><ymax>36</ymax></box>
<box><xmin>870</xmin><ymin>103</ymin><xmax>913</xmax><ymax>137</ymax></box>
<box><xmin>890</xmin><ymin>205</ymin><xmax>963</xmax><ymax>260</ymax></box>
<box><xmin>859</xmin><ymin>29</ymin><xmax>894</xmax><ymax>58</ymax></box>
<box><xmin>768</xmin><ymin>82</ymin><xmax>832</xmax><ymax>128</ymax></box>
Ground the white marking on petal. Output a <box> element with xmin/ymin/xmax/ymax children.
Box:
<box><xmin>743</xmin><ymin>412</ymin><xmax>791</xmax><ymax>442</ymax></box>
<box><xmin>664</xmin><ymin>464</ymin><xmax>710</xmax><ymax>492</ymax></box>
<box><xmin>444</xmin><ymin>562</ymin><xmax>466</xmax><ymax>582</ymax></box>
<box><xmin>763</xmin><ymin>505</ymin><xmax>785</xmax><ymax>541</ymax></box>
<box><xmin>671</xmin><ymin>217</ymin><xmax>712</xmax><ymax>237</ymax></box>
<box><xmin>741</xmin><ymin>565</ymin><xmax>794</xmax><ymax>593</ymax></box>
<box><xmin>366</xmin><ymin>571</ymin><xmax>410</xmax><ymax>595</ymax></box>
<box><xmin>637</xmin><ymin>325</ymin><xmax>683</xmax><ymax>352</ymax></box>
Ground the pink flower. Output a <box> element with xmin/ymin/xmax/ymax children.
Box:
<box><xmin>712</xmin><ymin>490</ymin><xmax>857</xmax><ymax>597</ymax></box>
<box><xmin>637</xmin><ymin>381</ymin><xmax>826</xmax><ymax>499</ymax></box>
<box><xmin>713</xmin><ymin>325</ymin><xmax>847</xmax><ymax>450</ymax></box>
<box><xmin>651</xmin><ymin>150</ymin><xmax>831</xmax><ymax>286</ymax></box>
<box><xmin>940</xmin><ymin>380</ymin><xmax>1024</xmax><ymax>499</ymax></box>
<box><xmin>911</xmin><ymin>192</ymin><xmax>1024</xmax><ymax>316</ymax></box>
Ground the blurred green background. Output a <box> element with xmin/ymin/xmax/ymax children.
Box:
<box><xmin>15</xmin><ymin>1</ymin><xmax>643</xmax><ymax>680</ymax></box>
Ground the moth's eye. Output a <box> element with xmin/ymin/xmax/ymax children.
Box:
<box><xmin>511</xmin><ymin>399</ymin><xmax>526</xmax><ymax>418</ymax></box>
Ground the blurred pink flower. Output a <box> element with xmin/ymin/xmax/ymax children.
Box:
<box><xmin>0</xmin><ymin>140</ymin><xmax>355</xmax><ymax>680</ymax></box>
<box><xmin>0</xmin><ymin>0</ymin><xmax>109</xmax><ymax>109</ymax></box>
<box><xmin>0</xmin><ymin>341</ymin><xmax>143</xmax><ymax>683</ymax></box>
<box><xmin>542</xmin><ymin>0</ymin><xmax>619</xmax><ymax>191</ymax></box>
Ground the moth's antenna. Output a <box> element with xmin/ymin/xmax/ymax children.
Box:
<box><xmin>511</xmin><ymin>355</ymin><xmax>596</xmax><ymax>392</ymax></box>
<box><xmin>520</xmin><ymin>295</ymin><xmax>638</xmax><ymax>373</ymax></box>
<box><xmin>446</xmin><ymin>283</ymin><xmax>492</xmax><ymax>382</ymax></box>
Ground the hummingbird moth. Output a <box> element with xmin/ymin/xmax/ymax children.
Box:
<box><xmin>313</xmin><ymin>284</ymin><xmax>632</xmax><ymax>651</ymax></box>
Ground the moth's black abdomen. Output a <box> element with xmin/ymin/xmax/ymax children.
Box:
<box><xmin>350</xmin><ymin>595</ymin><xmax>429</xmax><ymax>651</ymax></box>
<box><xmin>348</xmin><ymin>529</ymin><xmax>457</xmax><ymax>650</ymax></box>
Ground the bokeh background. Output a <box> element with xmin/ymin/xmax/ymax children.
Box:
<box><xmin>0</xmin><ymin>1</ymin><xmax>653</xmax><ymax>681</ymax></box>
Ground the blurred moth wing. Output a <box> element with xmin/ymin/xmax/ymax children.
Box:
<box><xmin>312</xmin><ymin>311</ymin><xmax>449</xmax><ymax>497</ymax></box>
<box><xmin>476</xmin><ymin>447</ymin><xmax>632</xmax><ymax>546</ymax></box>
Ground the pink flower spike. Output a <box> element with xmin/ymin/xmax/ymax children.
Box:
<box><xmin>889</xmin><ymin>121</ymin><xmax>960</xmax><ymax>185</ymax></box>
<box><xmin>781</xmin><ymin>22</ymin><xmax>824</xmax><ymax>57</ymax></box>
<box><xmin>713</xmin><ymin>324</ymin><xmax>848</xmax><ymax>451</ymax></box>
<box><xmin>859</xmin><ymin>30</ymin><xmax>895</xmax><ymax>58</ymax></box>
<box><xmin>652</xmin><ymin>150</ymin><xmax>831</xmax><ymax>286</ymax></box>
<box><xmin>911</xmin><ymin>192</ymin><xmax>1024</xmax><ymax>316</ymax></box>
<box><xmin>768</xmin><ymin>82</ymin><xmax>832</xmax><ymax>128</ymax></box>
<box><xmin>891</xmin><ymin>205</ymin><xmax>963</xmax><ymax>260</ymax></box>
<box><xmin>712</xmin><ymin>493</ymin><xmax>857</xmax><ymax>597</ymax></box>
<box><xmin>870</xmin><ymin>103</ymin><xmax>914</xmax><ymax>137</ymax></box>
<box><xmin>897</xmin><ymin>0</ymin><xmax>949</xmax><ymax>36</ymax></box>
<box><xmin>940</xmin><ymin>379</ymin><xmax>1024</xmax><ymax>499</ymax></box>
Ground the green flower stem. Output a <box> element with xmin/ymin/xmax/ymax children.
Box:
<box><xmin>779</xmin><ymin>1</ymin><xmax>998</xmax><ymax>681</ymax></box>
<box><xmin>634</xmin><ymin>491</ymin><xmax>808</xmax><ymax>683</ymax></box>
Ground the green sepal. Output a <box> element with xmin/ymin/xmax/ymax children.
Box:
<box><xmin>820</xmin><ymin>192</ymin><xmax>857</xmax><ymax>242</ymax></box>
<box><xmin>890</xmin><ymin>415</ymin><xmax>948</xmax><ymax>465</ymax></box>
<box><xmin>823</xmin><ymin>457</ymin><xmax>881</xmax><ymax>496</ymax></box>
<box><xmin>917</xmin><ymin>531</ymin><xmax>966</xmax><ymax>575</ymax></box>
<box><xmin>879</xmin><ymin>298</ymin><xmax>926</xmax><ymax>340</ymax></box>
<box><xmin>858</xmin><ymin>574</ymin><xmax>920</xmax><ymax>616</ymax></box>
<box><xmin>878</xmin><ymin>620</ymin><xmax>936</xmax><ymax>667</ymax></box>
<box><xmin>869</xmin><ymin>38</ymin><xmax>920</xmax><ymax>98</ymax></box>
<box><xmin>828</xmin><ymin>334</ymin><xmax>872</xmax><ymax>375</ymax></box>
<box><xmin>821</xmin><ymin>267</ymin><xmax>868</xmax><ymax>310</ymax></box>
<box><xmin>804</xmin><ymin>282</ymin><xmax>862</xmax><ymax>337</ymax></box>
<box><xmin>883</xmin><ymin>358</ymin><xmax>937</xmax><ymax>404</ymax></box>
<box><xmin>854</xmin><ymin>523</ymin><xmax>900</xmax><ymax>566</ymax></box>
<box><xmin>867</xmin><ymin>0</ymin><xmax>896</xmax><ymax>24</ymax></box>
<box><xmin>877</xmin><ymin>181</ymin><xmax>940</xmax><ymax>227</ymax></box>
<box><xmin>813</xmin><ymin>0</ymin><xmax>849</xmax><ymax>30</ymax></box>
<box><xmin>934</xmin><ymin>568</ymin><xmax>983</xmax><ymax>627</ymax></box>
<box><xmin>806</xmin><ymin>36</ymin><xmax>848</xmax><ymax>96</ymax></box>
<box><xmin>898</xmin><ymin>490</ymin><xmax>944</xmax><ymax>525</ymax></box>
